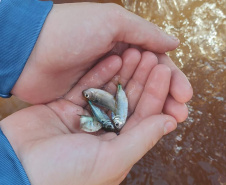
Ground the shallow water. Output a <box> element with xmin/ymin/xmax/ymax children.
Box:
<box><xmin>1</xmin><ymin>0</ymin><xmax>225</xmax><ymax>184</ymax></box>
<box><xmin>120</xmin><ymin>0</ymin><xmax>226</xmax><ymax>184</ymax></box>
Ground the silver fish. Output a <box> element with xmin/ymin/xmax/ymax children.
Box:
<box><xmin>88</xmin><ymin>101</ymin><xmax>116</xmax><ymax>132</ymax></box>
<box><xmin>80</xmin><ymin>115</ymin><xmax>102</xmax><ymax>132</ymax></box>
<box><xmin>83</xmin><ymin>88</ymin><xmax>116</xmax><ymax>113</ymax></box>
<box><xmin>112</xmin><ymin>84</ymin><xmax>128</xmax><ymax>130</ymax></box>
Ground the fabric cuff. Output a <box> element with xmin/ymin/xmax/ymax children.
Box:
<box><xmin>0</xmin><ymin>128</ymin><xmax>31</xmax><ymax>184</ymax></box>
<box><xmin>0</xmin><ymin>0</ymin><xmax>53</xmax><ymax>98</ymax></box>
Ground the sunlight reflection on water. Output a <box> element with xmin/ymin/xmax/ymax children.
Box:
<box><xmin>120</xmin><ymin>0</ymin><xmax>226</xmax><ymax>184</ymax></box>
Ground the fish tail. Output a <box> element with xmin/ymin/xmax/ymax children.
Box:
<box><xmin>117</xmin><ymin>83</ymin><xmax>122</xmax><ymax>90</ymax></box>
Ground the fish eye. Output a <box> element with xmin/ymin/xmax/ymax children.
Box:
<box><xmin>85</xmin><ymin>94</ymin><xmax>89</xmax><ymax>98</ymax></box>
<box><xmin>115</xmin><ymin>123</ymin><xmax>119</xmax><ymax>127</ymax></box>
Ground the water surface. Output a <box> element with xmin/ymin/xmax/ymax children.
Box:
<box><xmin>120</xmin><ymin>0</ymin><xmax>226</xmax><ymax>184</ymax></box>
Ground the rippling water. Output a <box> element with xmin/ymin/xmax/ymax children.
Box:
<box><xmin>120</xmin><ymin>0</ymin><xmax>226</xmax><ymax>184</ymax></box>
<box><xmin>1</xmin><ymin>0</ymin><xmax>225</xmax><ymax>184</ymax></box>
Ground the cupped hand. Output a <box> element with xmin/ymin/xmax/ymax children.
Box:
<box><xmin>1</xmin><ymin>49</ymin><xmax>180</xmax><ymax>185</ymax></box>
<box><xmin>10</xmin><ymin>2</ymin><xmax>192</xmax><ymax>106</ymax></box>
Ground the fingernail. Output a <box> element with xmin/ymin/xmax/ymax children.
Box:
<box><xmin>164</xmin><ymin>121</ymin><xmax>176</xmax><ymax>135</ymax></box>
<box><xmin>169</xmin><ymin>35</ymin><xmax>180</xmax><ymax>43</ymax></box>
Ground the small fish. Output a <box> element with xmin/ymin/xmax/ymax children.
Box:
<box><xmin>112</xmin><ymin>84</ymin><xmax>128</xmax><ymax>130</ymax></box>
<box><xmin>80</xmin><ymin>115</ymin><xmax>102</xmax><ymax>132</ymax></box>
<box><xmin>88</xmin><ymin>101</ymin><xmax>116</xmax><ymax>132</ymax></box>
<box><xmin>83</xmin><ymin>88</ymin><xmax>116</xmax><ymax>112</ymax></box>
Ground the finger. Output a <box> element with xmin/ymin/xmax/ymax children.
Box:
<box><xmin>65</xmin><ymin>55</ymin><xmax>122</xmax><ymax>106</ymax></box>
<box><xmin>132</xmin><ymin>64</ymin><xmax>171</xmax><ymax>122</ymax></box>
<box><xmin>107</xmin><ymin>4</ymin><xmax>180</xmax><ymax>52</ymax></box>
<box><xmin>157</xmin><ymin>54</ymin><xmax>193</xmax><ymax>103</ymax></box>
<box><xmin>117</xmin><ymin>48</ymin><xmax>141</xmax><ymax>86</ymax></box>
<box><xmin>108</xmin><ymin>115</ymin><xmax>177</xmax><ymax>173</ymax></box>
<box><xmin>104</xmin><ymin>48</ymin><xmax>141</xmax><ymax>94</ymax></box>
<box><xmin>163</xmin><ymin>95</ymin><xmax>189</xmax><ymax>123</ymax></box>
<box><xmin>125</xmin><ymin>51</ymin><xmax>158</xmax><ymax>115</ymax></box>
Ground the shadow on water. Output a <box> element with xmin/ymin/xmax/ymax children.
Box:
<box><xmin>1</xmin><ymin>0</ymin><xmax>225</xmax><ymax>184</ymax></box>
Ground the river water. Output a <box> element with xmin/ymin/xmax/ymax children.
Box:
<box><xmin>1</xmin><ymin>0</ymin><xmax>225</xmax><ymax>184</ymax></box>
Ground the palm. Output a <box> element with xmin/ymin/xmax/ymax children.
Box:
<box><xmin>1</xmin><ymin>50</ymin><xmax>178</xmax><ymax>185</ymax></box>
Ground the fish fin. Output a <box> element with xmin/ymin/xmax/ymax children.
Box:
<box><xmin>88</xmin><ymin>100</ymin><xmax>93</xmax><ymax>106</ymax></box>
<box><xmin>118</xmin><ymin>80</ymin><xmax>123</xmax><ymax>88</ymax></box>
<box><xmin>118</xmin><ymin>84</ymin><xmax>123</xmax><ymax>91</ymax></box>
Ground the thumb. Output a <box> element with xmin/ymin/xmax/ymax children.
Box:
<box><xmin>109</xmin><ymin>4</ymin><xmax>180</xmax><ymax>53</ymax></box>
<box><xmin>109</xmin><ymin>115</ymin><xmax>177</xmax><ymax>171</ymax></box>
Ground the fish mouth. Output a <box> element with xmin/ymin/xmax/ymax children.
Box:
<box><xmin>114</xmin><ymin>121</ymin><xmax>124</xmax><ymax>131</ymax></box>
<box><xmin>82</xmin><ymin>90</ymin><xmax>87</xmax><ymax>97</ymax></box>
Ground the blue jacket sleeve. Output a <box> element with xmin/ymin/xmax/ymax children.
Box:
<box><xmin>0</xmin><ymin>0</ymin><xmax>53</xmax><ymax>98</ymax></box>
<box><xmin>0</xmin><ymin>128</ymin><xmax>30</xmax><ymax>184</ymax></box>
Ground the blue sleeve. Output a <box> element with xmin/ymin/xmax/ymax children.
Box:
<box><xmin>0</xmin><ymin>128</ymin><xmax>31</xmax><ymax>184</ymax></box>
<box><xmin>0</xmin><ymin>0</ymin><xmax>53</xmax><ymax>98</ymax></box>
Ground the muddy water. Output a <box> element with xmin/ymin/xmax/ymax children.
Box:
<box><xmin>1</xmin><ymin>0</ymin><xmax>225</xmax><ymax>184</ymax></box>
<box><xmin>120</xmin><ymin>0</ymin><xmax>226</xmax><ymax>184</ymax></box>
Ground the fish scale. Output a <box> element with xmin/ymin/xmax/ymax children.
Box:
<box><xmin>88</xmin><ymin>101</ymin><xmax>116</xmax><ymax>132</ymax></box>
<box><xmin>112</xmin><ymin>84</ymin><xmax>128</xmax><ymax>130</ymax></box>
